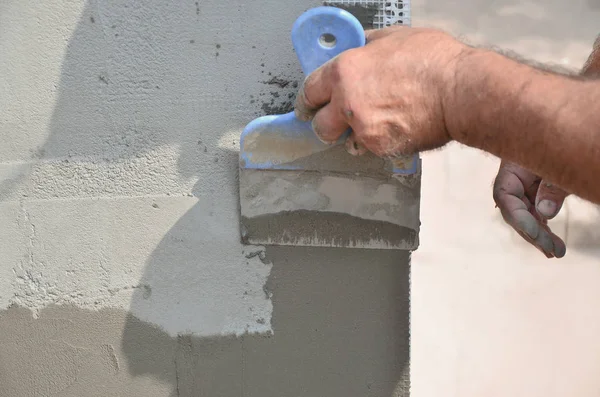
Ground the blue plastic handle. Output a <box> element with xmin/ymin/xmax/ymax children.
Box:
<box><xmin>239</xmin><ymin>6</ymin><xmax>419</xmax><ymax>174</ymax></box>
<box><xmin>291</xmin><ymin>7</ymin><xmax>366</xmax><ymax>75</ymax></box>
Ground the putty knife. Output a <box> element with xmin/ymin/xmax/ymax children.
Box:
<box><xmin>239</xmin><ymin>6</ymin><xmax>421</xmax><ymax>250</ymax></box>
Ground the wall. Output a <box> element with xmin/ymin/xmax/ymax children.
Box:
<box><xmin>0</xmin><ymin>1</ymin><xmax>411</xmax><ymax>396</ymax></box>
<box><xmin>4</xmin><ymin>0</ymin><xmax>600</xmax><ymax>396</ymax></box>
<box><xmin>410</xmin><ymin>1</ymin><xmax>600</xmax><ymax>396</ymax></box>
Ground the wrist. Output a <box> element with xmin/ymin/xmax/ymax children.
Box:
<box><xmin>441</xmin><ymin>46</ymin><xmax>492</xmax><ymax>146</ymax></box>
<box><xmin>442</xmin><ymin>47</ymin><xmax>544</xmax><ymax>151</ymax></box>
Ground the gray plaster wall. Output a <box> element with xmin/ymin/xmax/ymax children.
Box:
<box><xmin>0</xmin><ymin>248</ymin><xmax>409</xmax><ymax>396</ymax></box>
<box><xmin>0</xmin><ymin>1</ymin><xmax>412</xmax><ymax>396</ymax></box>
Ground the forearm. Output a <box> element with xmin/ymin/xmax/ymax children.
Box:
<box><xmin>447</xmin><ymin>49</ymin><xmax>600</xmax><ymax>204</ymax></box>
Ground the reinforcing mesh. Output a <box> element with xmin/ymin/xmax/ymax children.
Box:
<box><xmin>334</xmin><ymin>0</ymin><xmax>411</xmax><ymax>28</ymax></box>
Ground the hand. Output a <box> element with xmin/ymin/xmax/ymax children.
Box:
<box><xmin>492</xmin><ymin>35</ymin><xmax>600</xmax><ymax>258</ymax></box>
<box><xmin>493</xmin><ymin>161</ymin><xmax>569</xmax><ymax>258</ymax></box>
<box><xmin>293</xmin><ymin>26</ymin><xmax>470</xmax><ymax>157</ymax></box>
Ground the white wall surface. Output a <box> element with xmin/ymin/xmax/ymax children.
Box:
<box><xmin>411</xmin><ymin>1</ymin><xmax>600</xmax><ymax>396</ymax></box>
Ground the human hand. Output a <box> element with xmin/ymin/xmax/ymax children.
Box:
<box><xmin>493</xmin><ymin>161</ymin><xmax>569</xmax><ymax>258</ymax></box>
<box><xmin>492</xmin><ymin>35</ymin><xmax>600</xmax><ymax>258</ymax></box>
<box><xmin>293</xmin><ymin>26</ymin><xmax>470</xmax><ymax>157</ymax></box>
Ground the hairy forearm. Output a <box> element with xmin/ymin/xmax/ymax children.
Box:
<box><xmin>447</xmin><ymin>48</ymin><xmax>600</xmax><ymax>204</ymax></box>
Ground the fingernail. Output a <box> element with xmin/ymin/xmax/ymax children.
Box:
<box><xmin>311</xmin><ymin>120</ymin><xmax>334</xmax><ymax>145</ymax></box>
<box><xmin>537</xmin><ymin>200</ymin><xmax>557</xmax><ymax>218</ymax></box>
<box><xmin>554</xmin><ymin>244</ymin><xmax>566</xmax><ymax>258</ymax></box>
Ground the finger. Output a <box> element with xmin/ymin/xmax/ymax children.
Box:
<box><xmin>495</xmin><ymin>187</ymin><xmax>566</xmax><ymax>257</ymax></box>
<box><xmin>515</xmin><ymin>230</ymin><xmax>553</xmax><ymax>259</ymax></box>
<box><xmin>310</xmin><ymin>102</ymin><xmax>350</xmax><ymax>144</ymax></box>
<box><xmin>364</xmin><ymin>29</ymin><xmax>378</xmax><ymax>43</ymax></box>
<box><xmin>531</xmin><ymin>225</ymin><xmax>558</xmax><ymax>258</ymax></box>
<box><xmin>364</xmin><ymin>25</ymin><xmax>410</xmax><ymax>43</ymax></box>
<box><xmin>507</xmin><ymin>206</ymin><xmax>561</xmax><ymax>258</ymax></box>
<box><xmin>345</xmin><ymin>133</ymin><xmax>368</xmax><ymax>156</ymax></box>
<box><xmin>493</xmin><ymin>165</ymin><xmax>526</xmax><ymax>206</ymax></box>
<box><xmin>364</xmin><ymin>28</ymin><xmax>391</xmax><ymax>43</ymax></box>
<box><xmin>493</xmin><ymin>163</ymin><xmax>566</xmax><ymax>258</ymax></box>
<box><xmin>528</xmin><ymin>215</ymin><xmax>567</xmax><ymax>259</ymax></box>
<box><xmin>497</xmin><ymin>162</ymin><xmax>539</xmax><ymax>195</ymax></box>
<box><xmin>294</xmin><ymin>62</ymin><xmax>334</xmax><ymax>122</ymax></box>
<box><xmin>496</xmin><ymin>192</ymin><xmax>539</xmax><ymax>240</ymax></box>
<box><xmin>535</xmin><ymin>181</ymin><xmax>569</xmax><ymax>220</ymax></box>
<box><xmin>543</xmin><ymin>223</ymin><xmax>567</xmax><ymax>258</ymax></box>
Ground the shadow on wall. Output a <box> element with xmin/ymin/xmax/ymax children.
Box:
<box><xmin>2</xmin><ymin>0</ymin><xmax>410</xmax><ymax>396</ymax></box>
<box><xmin>122</xmin><ymin>247</ymin><xmax>411</xmax><ymax>396</ymax></box>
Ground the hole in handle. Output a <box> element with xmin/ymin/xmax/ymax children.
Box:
<box><xmin>319</xmin><ymin>33</ymin><xmax>336</xmax><ymax>48</ymax></box>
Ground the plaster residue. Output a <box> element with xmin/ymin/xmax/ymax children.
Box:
<box><xmin>241</xmin><ymin>211</ymin><xmax>418</xmax><ymax>249</ymax></box>
<box><xmin>240</xmin><ymin>169</ymin><xmax>420</xmax><ymax>227</ymax></box>
<box><xmin>242</xmin><ymin>125</ymin><xmax>329</xmax><ymax>166</ymax></box>
<box><xmin>239</xmin><ymin>164</ymin><xmax>421</xmax><ymax>250</ymax></box>
<box><xmin>322</xmin><ymin>2</ymin><xmax>380</xmax><ymax>29</ymax></box>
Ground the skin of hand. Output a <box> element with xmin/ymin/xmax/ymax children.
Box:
<box><xmin>493</xmin><ymin>163</ymin><xmax>569</xmax><ymax>258</ymax></box>
<box><xmin>492</xmin><ymin>36</ymin><xmax>600</xmax><ymax>258</ymax></box>
<box><xmin>293</xmin><ymin>26</ymin><xmax>468</xmax><ymax>157</ymax></box>
<box><xmin>294</xmin><ymin>24</ymin><xmax>600</xmax><ymax>224</ymax></box>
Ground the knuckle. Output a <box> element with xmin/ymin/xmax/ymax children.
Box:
<box><xmin>492</xmin><ymin>179</ymin><xmax>510</xmax><ymax>204</ymax></box>
<box><xmin>330</xmin><ymin>50</ymin><xmax>358</xmax><ymax>81</ymax></box>
<box><xmin>538</xmin><ymin>182</ymin><xmax>568</xmax><ymax>200</ymax></box>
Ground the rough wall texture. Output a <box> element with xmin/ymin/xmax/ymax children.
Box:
<box><xmin>0</xmin><ymin>1</ymin><xmax>412</xmax><ymax>396</ymax></box>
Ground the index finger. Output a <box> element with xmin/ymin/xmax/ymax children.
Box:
<box><xmin>294</xmin><ymin>60</ymin><xmax>334</xmax><ymax>121</ymax></box>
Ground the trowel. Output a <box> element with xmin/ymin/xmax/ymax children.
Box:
<box><xmin>238</xmin><ymin>6</ymin><xmax>421</xmax><ymax>250</ymax></box>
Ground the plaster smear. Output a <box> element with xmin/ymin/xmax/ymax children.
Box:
<box><xmin>6</xmin><ymin>194</ymin><xmax>273</xmax><ymax>337</ymax></box>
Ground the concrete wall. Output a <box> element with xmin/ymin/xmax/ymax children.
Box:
<box><xmin>0</xmin><ymin>1</ymin><xmax>410</xmax><ymax>396</ymax></box>
<box><xmin>410</xmin><ymin>1</ymin><xmax>600</xmax><ymax>397</ymax></box>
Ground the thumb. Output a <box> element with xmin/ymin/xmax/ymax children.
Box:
<box><xmin>535</xmin><ymin>181</ymin><xmax>569</xmax><ymax>220</ymax></box>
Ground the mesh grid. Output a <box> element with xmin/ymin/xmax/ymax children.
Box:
<box><xmin>334</xmin><ymin>0</ymin><xmax>411</xmax><ymax>28</ymax></box>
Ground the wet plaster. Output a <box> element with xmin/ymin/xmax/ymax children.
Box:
<box><xmin>241</xmin><ymin>211</ymin><xmax>418</xmax><ymax>249</ymax></box>
<box><xmin>0</xmin><ymin>247</ymin><xmax>410</xmax><ymax>397</ymax></box>
<box><xmin>239</xmin><ymin>152</ymin><xmax>421</xmax><ymax>249</ymax></box>
<box><xmin>322</xmin><ymin>2</ymin><xmax>381</xmax><ymax>29</ymax></box>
